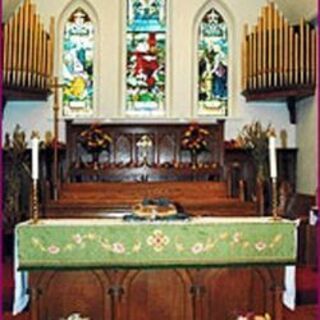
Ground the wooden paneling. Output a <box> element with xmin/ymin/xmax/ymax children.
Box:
<box><xmin>121</xmin><ymin>270</ymin><xmax>192</xmax><ymax>320</ymax></box>
<box><xmin>30</xmin><ymin>267</ymin><xmax>283</xmax><ymax>320</ymax></box>
<box><xmin>65</xmin><ymin>121</ymin><xmax>225</xmax><ymax>183</ymax></box>
<box><xmin>30</xmin><ymin>270</ymin><xmax>112</xmax><ymax>320</ymax></box>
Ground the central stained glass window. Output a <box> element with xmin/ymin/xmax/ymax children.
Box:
<box><xmin>63</xmin><ymin>8</ymin><xmax>94</xmax><ymax>117</ymax></box>
<box><xmin>198</xmin><ymin>8</ymin><xmax>228</xmax><ymax>116</ymax></box>
<box><xmin>126</xmin><ymin>0</ymin><xmax>166</xmax><ymax>116</ymax></box>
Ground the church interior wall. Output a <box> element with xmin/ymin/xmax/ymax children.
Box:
<box><xmin>2</xmin><ymin>0</ymin><xmax>317</xmax><ymax>195</ymax></box>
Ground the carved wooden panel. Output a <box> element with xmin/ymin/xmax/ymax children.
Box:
<box><xmin>158</xmin><ymin>134</ymin><xmax>175</xmax><ymax>164</ymax></box>
<box><xmin>65</xmin><ymin>121</ymin><xmax>225</xmax><ymax>182</ymax></box>
<box><xmin>121</xmin><ymin>270</ymin><xmax>193</xmax><ymax>320</ymax></box>
<box><xmin>29</xmin><ymin>267</ymin><xmax>283</xmax><ymax>320</ymax></box>
<box><xmin>34</xmin><ymin>271</ymin><xmax>111</xmax><ymax>320</ymax></box>
<box><xmin>202</xmin><ymin>268</ymin><xmax>274</xmax><ymax>320</ymax></box>
<box><xmin>114</xmin><ymin>135</ymin><xmax>132</xmax><ymax>164</ymax></box>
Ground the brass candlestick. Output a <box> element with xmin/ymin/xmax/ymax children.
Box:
<box><xmin>49</xmin><ymin>76</ymin><xmax>64</xmax><ymax>201</ymax></box>
<box><xmin>271</xmin><ymin>177</ymin><xmax>281</xmax><ymax>220</ymax></box>
<box><xmin>32</xmin><ymin>179</ymin><xmax>39</xmax><ymax>223</ymax></box>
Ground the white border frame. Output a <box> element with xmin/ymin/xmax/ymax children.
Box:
<box><xmin>57</xmin><ymin>0</ymin><xmax>100</xmax><ymax>119</ymax></box>
<box><xmin>119</xmin><ymin>0</ymin><xmax>172</xmax><ymax>119</ymax></box>
<box><xmin>191</xmin><ymin>0</ymin><xmax>235</xmax><ymax>119</ymax></box>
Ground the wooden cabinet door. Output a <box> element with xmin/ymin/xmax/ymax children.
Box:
<box><xmin>32</xmin><ymin>270</ymin><xmax>111</xmax><ymax>320</ymax></box>
<box><xmin>120</xmin><ymin>269</ymin><xmax>193</xmax><ymax>320</ymax></box>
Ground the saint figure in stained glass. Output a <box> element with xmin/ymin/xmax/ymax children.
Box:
<box><xmin>198</xmin><ymin>9</ymin><xmax>228</xmax><ymax>116</ymax></box>
<box><xmin>126</xmin><ymin>0</ymin><xmax>166</xmax><ymax>116</ymax></box>
<box><xmin>63</xmin><ymin>8</ymin><xmax>94</xmax><ymax>117</ymax></box>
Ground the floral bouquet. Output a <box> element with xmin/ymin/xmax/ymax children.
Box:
<box><xmin>181</xmin><ymin>123</ymin><xmax>209</xmax><ymax>154</ymax></box>
<box><xmin>181</xmin><ymin>123</ymin><xmax>209</xmax><ymax>167</ymax></box>
<box><xmin>77</xmin><ymin>124</ymin><xmax>112</xmax><ymax>167</ymax></box>
<box><xmin>237</xmin><ymin>121</ymin><xmax>273</xmax><ymax>180</ymax></box>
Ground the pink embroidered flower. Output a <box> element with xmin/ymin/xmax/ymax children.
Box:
<box><xmin>73</xmin><ymin>234</ymin><xmax>83</xmax><ymax>244</ymax></box>
<box><xmin>191</xmin><ymin>242</ymin><xmax>204</xmax><ymax>254</ymax></box>
<box><xmin>147</xmin><ymin>230</ymin><xmax>170</xmax><ymax>252</ymax></box>
<box><xmin>233</xmin><ymin>232</ymin><xmax>241</xmax><ymax>243</ymax></box>
<box><xmin>47</xmin><ymin>245</ymin><xmax>60</xmax><ymax>255</ymax></box>
<box><xmin>255</xmin><ymin>241</ymin><xmax>267</xmax><ymax>252</ymax></box>
<box><xmin>112</xmin><ymin>242</ymin><xmax>125</xmax><ymax>254</ymax></box>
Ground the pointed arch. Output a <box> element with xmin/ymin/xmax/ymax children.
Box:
<box><xmin>57</xmin><ymin>0</ymin><xmax>100</xmax><ymax>118</ymax></box>
<box><xmin>124</xmin><ymin>0</ymin><xmax>169</xmax><ymax>117</ymax></box>
<box><xmin>192</xmin><ymin>0</ymin><xmax>235</xmax><ymax>118</ymax></box>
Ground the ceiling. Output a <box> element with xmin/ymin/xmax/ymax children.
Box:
<box><xmin>2</xmin><ymin>0</ymin><xmax>317</xmax><ymax>24</ymax></box>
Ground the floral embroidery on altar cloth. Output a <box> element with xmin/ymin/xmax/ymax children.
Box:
<box><xmin>30</xmin><ymin>231</ymin><xmax>284</xmax><ymax>257</ymax></box>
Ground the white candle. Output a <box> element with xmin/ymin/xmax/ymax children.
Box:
<box><xmin>31</xmin><ymin>136</ymin><xmax>40</xmax><ymax>180</ymax></box>
<box><xmin>269</xmin><ymin>135</ymin><xmax>277</xmax><ymax>178</ymax></box>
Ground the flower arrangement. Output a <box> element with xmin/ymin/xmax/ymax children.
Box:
<box><xmin>237</xmin><ymin>121</ymin><xmax>273</xmax><ymax>179</ymax></box>
<box><xmin>181</xmin><ymin>123</ymin><xmax>209</xmax><ymax>154</ymax></box>
<box><xmin>78</xmin><ymin>124</ymin><xmax>112</xmax><ymax>153</ymax></box>
<box><xmin>78</xmin><ymin>124</ymin><xmax>112</xmax><ymax>168</ymax></box>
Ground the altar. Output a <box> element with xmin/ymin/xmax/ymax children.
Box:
<box><xmin>16</xmin><ymin>217</ymin><xmax>298</xmax><ymax>320</ymax></box>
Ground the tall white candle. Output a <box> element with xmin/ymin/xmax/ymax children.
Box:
<box><xmin>269</xmin><ymin>135</ymin><xmax>277</xmax><ymax>178</ymax></box>
<box><xmin>31</xmin><ymin>136</ymin><xmax>40</xmax><ymax>180</ymax></box>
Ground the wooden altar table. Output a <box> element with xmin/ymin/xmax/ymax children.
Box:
<box><xmin>16</xmin><ymin>217</ymin><xmax>298</xmax><ymax>320</ymax></box>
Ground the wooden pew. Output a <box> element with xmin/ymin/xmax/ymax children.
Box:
<box><xmin>45</xmin><ymin>181</ymin><xmax>256</xmax><ymax>218</ymax></box>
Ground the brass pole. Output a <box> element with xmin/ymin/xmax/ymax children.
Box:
<box><xmin>32</xmin><ymin>180</ymin><xmax>39</xmax><ymax>223</ymax></box>
<box><xmin>271</xmin><ymin>178</ymin><xmax>280</xmax><ymax>220</ymax></box>
<box><xmin>53</xmin><ymin>76</ymin><xmax>59</xmax><ymax>200</ymax></box>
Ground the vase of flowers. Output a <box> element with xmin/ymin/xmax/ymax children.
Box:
<box><xmin>78</xmin><ymin>124</ymin><xmax>112</xmax><ymax>170</ymax></box>
<box><xmin>181</xmin><ymin>123</ymin><xmax>209</xmax><ymax>168</ymax></box>
<box><xmin>237</xmin><ymin>121</ymin><xmax>273</xmax><ymax>181</ymax></box>
<box><xmin>237</xmin><ymin>121</ymin><xmax>274</xmax><ymax>215</ymax></box>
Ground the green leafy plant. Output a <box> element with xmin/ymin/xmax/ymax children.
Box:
<box><xmin>3</xmin><ymin>125</ymin><xmax>31</xmax><ymax>232</ymax></box>
<box><xmin>237</xmin><ymin>121</ymin><xmax>273</xmax><ymax>180</ymax></box>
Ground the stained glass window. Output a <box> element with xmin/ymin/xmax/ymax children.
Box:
<box><xmin>62</xmin><ymin>8</ymin><xmax>94</xmax><ymax>117</ymax></box>
<box><xmin>126</xmin><ymin>0</ymin><xmax>166</xmax><ymax>116</ymax></box>
<box><xmin>198</xmin><ymin>9</ymin><xmax>228</xmax><ymax>116</ymax></box>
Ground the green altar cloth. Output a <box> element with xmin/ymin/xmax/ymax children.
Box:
<box><xmin>16</xmin><ymin>217</ymin><xmax>298</xmax><ymax>270</ymax></box>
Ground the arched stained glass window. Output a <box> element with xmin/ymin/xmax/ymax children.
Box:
<box><xmin>126</xmin><ymin>0</ymin><xmax>166</xmax><ymax>116</ymax></box>
<box><xmin>198</xmin><ymin>8</ymin><xmax>228</xmax><ymax>116</ymax></box>
<box><xmin>62</xmin><ymin>8</ymin><xmax>94</xmax><ymax>117</ymax></box>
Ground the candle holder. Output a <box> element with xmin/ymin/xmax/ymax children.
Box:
<box><xmin>31</xmin><ymin>179</ymin><xmax>39</xmax><ymax>223</ymax></box>
<box><xmin>271</xmin><ymin>177</ymin><xmax>281</xmax><ymax>220</ymax></box>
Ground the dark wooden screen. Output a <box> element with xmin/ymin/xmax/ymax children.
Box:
<box><xmin>65</xmin><ymin>120</ymin><xmax>225</xmax><ymax>182</ymax></box>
